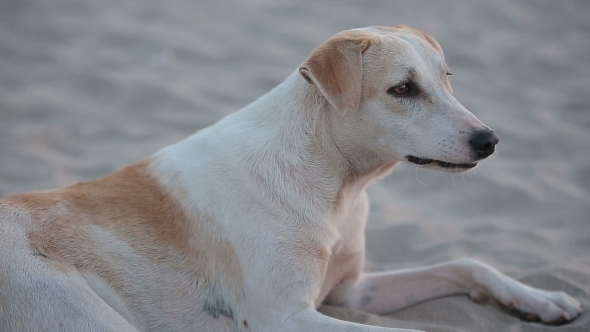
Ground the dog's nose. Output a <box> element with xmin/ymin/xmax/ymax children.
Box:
<box><xmin>469</xmin><ymin>129</ymin><xmax>499</xmax><ymax>159</ymax></box>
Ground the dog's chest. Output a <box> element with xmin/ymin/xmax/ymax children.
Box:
<box><xmin>316</xmin><ymin>242</ymin><xmax>364</xmax><ymax>306</ymax></box>
<box><xmin>315</xmin><ymin>222</ymin><xmax>366</xmax><ymax>305</ymax></box>
<box><xmin>313</xmin><ymin>193</ymin><xmax>369</xmax><ymax>305</ymax></box>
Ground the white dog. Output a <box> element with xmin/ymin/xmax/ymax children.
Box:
<box><xmin>0</xmin><ymin>25</ymin><xmax>582</xmax><ymax>332</ymax></box>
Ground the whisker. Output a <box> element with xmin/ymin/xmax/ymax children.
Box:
<box><xmin>444</xmin><ymin>47</ymin><xmax>463</xmax><ymax>62</ymax></box>
<box><xmin>447</xmin><ymin>56</ymin><xmax>469</xmax><ymax>67</ymax></box>
<box><xmin>406</xmin><ymin>166</ymin><xmax>411</xmax><ymax>195</ymax></box>
<box><xmin>445</xmin><ymin>47</ymin><xmax>468</xmax><ymax>68</ymax></box>
<box><xmin>415</xmin><ymin>167</ymin><xmax>430</xmax><ymax>188</ymax></box>
<box><xmin>442</xmin><ymin>173</ymin><xmax>452</xmax><ymax>183</ymax></box>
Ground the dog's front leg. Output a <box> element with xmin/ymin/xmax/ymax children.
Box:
<box><xmin>327</xmin><ymin>258</ymin><xmax>582</xmax><ymax>324</ymax></box>
<box><xmin>280</xmin><ymin>308</ymin><xmax>421</xmax><ymax>332</ymax></box>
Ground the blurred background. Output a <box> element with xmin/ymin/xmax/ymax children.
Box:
<box><xmin>1</xmin><ymin>0</ymin><xmax>589</xmax><ymax>331</ymax></box>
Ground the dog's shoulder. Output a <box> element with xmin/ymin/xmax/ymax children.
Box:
<box><xmin>0</xmin><ymin>159</ymin><xmax>190</xmax><ymax>263</ymax></box>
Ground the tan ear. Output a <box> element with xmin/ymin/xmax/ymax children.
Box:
<box><xmin>394</xmin><ymin>25</ymin><xmax>453</xmax><ymax>93</ymax></box>
<box><xmin>299</xmin><ymin>32</ymin><xmax>373</xmax><ymax>114</ymax></box>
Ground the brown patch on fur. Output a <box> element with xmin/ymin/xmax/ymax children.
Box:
<box><xmin>4</xmin><ymin>159</ymin><xmax>243</xmax><ymax>297</ymax></box>
<box><xmin>299</xmin><ymin>31</ymin><xmax>375</xmax><ymax>114</ymax></box>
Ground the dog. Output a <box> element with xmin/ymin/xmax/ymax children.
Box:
<box><xmin>0</xmin><ymin>25</ymin><xmax>582</xmax><ymax>332</ymax></box>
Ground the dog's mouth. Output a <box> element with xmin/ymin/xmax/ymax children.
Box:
<box><xmin>406</xmin><ymin>156</ymin><xmax>478</xmax><ymax>170</ymax></box>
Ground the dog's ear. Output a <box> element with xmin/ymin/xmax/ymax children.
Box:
<box><xmin>299</xmin><ymin>32</ymin><xmax>373</xmax><ymax>114</ymax></box>
<box><xmin>394</xmin><ymin>24</ymin><xmax>453</xmax><ymax>93</ymax></box>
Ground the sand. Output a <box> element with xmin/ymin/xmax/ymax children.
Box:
<box><xmin>1</xmin><ymin>0</ymin><xmax>589</xmax><ymax>331</ymax></box>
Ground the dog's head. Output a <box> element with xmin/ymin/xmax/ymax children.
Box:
<box><xmin>299</xmin><ymin>25</ymin><xmax>498</xmax><ymax>173</ymax></box>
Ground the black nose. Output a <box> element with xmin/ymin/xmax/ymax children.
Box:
<box><xmin>469</xmin><ymin>129</ymin><xmax>499</xmax><ymax>159</ymax></box>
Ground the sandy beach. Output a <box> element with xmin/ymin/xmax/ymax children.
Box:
<box><xmin>1</xmin><ymin>0</ymin><xmax>589</xmax><ymax>330</ymax></box>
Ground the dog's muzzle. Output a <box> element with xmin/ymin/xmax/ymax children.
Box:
<box><xmin>405</xmin><ymin>129</ymin><xmax>499</xmax><ymax>170</ymax></box>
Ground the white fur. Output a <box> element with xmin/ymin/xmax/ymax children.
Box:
<box><xmin>0</xmin><ymin>26</ymin><xmax>582</xmax><ymax>331</ymax></box>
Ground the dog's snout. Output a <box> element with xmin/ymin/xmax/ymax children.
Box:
<box><xmin>469</xmin><ymin>130</ymin><xmax>499</xmax><ymax>159</ymax></box>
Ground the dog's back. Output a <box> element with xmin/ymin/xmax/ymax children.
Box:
<box><xmin>0</xmin><ymin>192</ymin><xmax>140</xmax><ymax>331</ymax></box>
<box><xmin>0</xmin><ymin>161</ymin><xmax>239</xmax><ymax>332</ymax></box>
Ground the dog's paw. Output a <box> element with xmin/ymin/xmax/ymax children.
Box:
<box><xmin>499</xmin><ymin>288</ymin><xmax>583</xmax><ymax>324</ymax></box>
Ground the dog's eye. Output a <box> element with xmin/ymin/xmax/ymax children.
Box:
<box><xmin>387</xmin><ymin>83</ymin><xmax>416</xmax><ymax>97</ymax></box>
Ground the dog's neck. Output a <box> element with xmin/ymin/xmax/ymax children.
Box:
<box><xmin>236</xmin><ymin>71</ymin><xmax>397</xmax><ymax>213</ymax></box>
<box><xmin>156</xmin><ymin>71</ymin><xmax>397</xmax><ymax>221</ymax></box>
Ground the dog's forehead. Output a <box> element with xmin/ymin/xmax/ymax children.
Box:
<box><xmin>356</xmin><ymin>27</ymin><xmax>447</xmax><ymax>78</ymax></box>
<box><xmin>360</xmin><ymin>26</ymin><xmax>440</xmax><ymax>50</ymax></box>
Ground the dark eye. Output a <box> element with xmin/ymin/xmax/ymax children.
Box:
<box><xmin>387</xmin><ymin>83</ymin><xmax>416</xmax><ymax>97</ymax></box>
